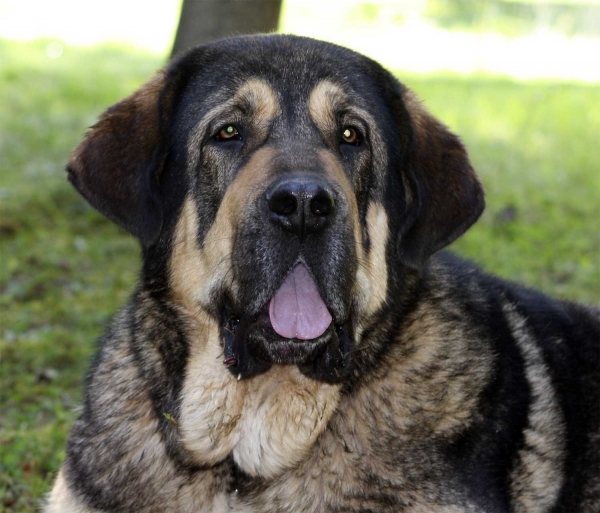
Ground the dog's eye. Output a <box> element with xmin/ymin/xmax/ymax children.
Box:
<box><xmin>215</xmin><ymin>125</ymin><xmax>241</xmax><ymax>141</ymax></box>
<box><xmin>341</xmin><ymin>127</ymin><xmax>360</xmax><ymax>146</ymax></box>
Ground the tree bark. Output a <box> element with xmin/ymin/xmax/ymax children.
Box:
<box><xmin>171</xmin><ymin>0</ymin><xmax>282</xmax><ymax>58</ymax></box>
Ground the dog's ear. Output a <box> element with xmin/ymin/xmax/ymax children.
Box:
<box><xmin>67</xmin><ymin>71</ymin><xmax>174</xmax><ymax>246</ymax></box>
<box><xmin>395</xmin><ymin>87</ymin><xmax>485</xmax><ymax>269</ymax></box>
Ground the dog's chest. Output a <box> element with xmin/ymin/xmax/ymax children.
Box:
<box><xmin>225</xmin><ymin>400</ymin><xmax>478</xmax><ymax>513</ymax></box>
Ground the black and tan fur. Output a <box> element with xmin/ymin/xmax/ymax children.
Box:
<box><xmin>47</xmin><ymin>35</ymin><xmax>599</xmax><ymax>512</ymax></box>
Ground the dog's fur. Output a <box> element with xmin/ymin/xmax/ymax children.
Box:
<box><xmin>47</xmin><ymin>35</ymin><xmax>599</xmax><ymax>512</ymax></box>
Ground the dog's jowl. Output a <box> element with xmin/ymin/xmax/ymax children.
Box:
<box><xmin>46</xmin><ymin>35</ymin><xmax>599</xmax><ymax>513</ymax></box>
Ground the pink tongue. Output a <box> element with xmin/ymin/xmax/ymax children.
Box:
<box><xmin>268</xmin><ymin>263</ymin><xmax>332</xmax><ymax>340</ymax></box>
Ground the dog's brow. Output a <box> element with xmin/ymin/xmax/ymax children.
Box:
<box><xmin>308</xmin><ymin>80</ymin><xmax>347</xmax><ymax>134</ymax></box>
<box><xmin>186</xmin><ymin>79</ymin><xmax>279</xmax><ymax>169</ymax></box>
<box><xmin>236</xmin><ymin>80</ymin><xmax>279</xmax><ymax>124</ymax></box>
<box><xmin>308</xmin><ymin>79</ymin><xmax>377</xmax><ymax>136</ymax></box>
<box><xmin>309</xmin><ymin>79</ymin><xmax>388</xmax><ymax>198</ymax></box>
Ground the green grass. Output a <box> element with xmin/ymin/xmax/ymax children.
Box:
<box><xmin>424</xmin><ymin>0</ymin><xmax>600</xmax><ymax>37</ymax></box>
<box><xmin>0</xmin><ymin>39</ymin><xmax>160</xmax><ymax>511</ymax></box>
<box><xmin>0</xmin><ymin>38</ymin><xmax>598</xmax><ymax>511</ymax></box>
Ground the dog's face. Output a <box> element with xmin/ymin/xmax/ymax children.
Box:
<box><xmin>67</xmin><ymin>35</ymin><xmax>484</xmax><ymax>384</ymax></box>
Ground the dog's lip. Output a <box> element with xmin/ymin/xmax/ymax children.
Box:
<box><xmin>247</xmin><ymin>314</ymin><xmax>335</xmax><ymax>365</ymax></box>
<box><xmin>222</xmin><ymin>303</ymin><xmax>353</xmax><ymax>379</ymax></box>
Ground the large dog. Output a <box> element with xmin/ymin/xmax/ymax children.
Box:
<box><xmin>47</xmin><ymin>35</ymin><xmax>599</xmax><ymax>512</ymax></box>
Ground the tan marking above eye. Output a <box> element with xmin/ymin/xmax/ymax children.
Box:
<box><xmin>308</xmin><ymin>80</ymin><xmax>346</xmax><ymax>136</ymax></box>
<box><xmin>308</xmin><ymin>81</ymin><xmax>368</xmax><ymax>149</ymax></box>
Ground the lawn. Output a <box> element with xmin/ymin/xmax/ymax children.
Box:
<box><xmin>0</xmin><ymin>38</ymin><xmax>598</xmax><ymax>511</ymax></box>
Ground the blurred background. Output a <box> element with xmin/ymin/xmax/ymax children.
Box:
<box><xmin>1</xmin><ymin>0</ymin><xmax>599</xmax><ymax>509</ymax></box>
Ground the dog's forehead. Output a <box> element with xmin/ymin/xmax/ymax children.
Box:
<box><xmin>175</xmin><ymin>36</ymin><xmax>383</xmax><ymax>129</ymax></box>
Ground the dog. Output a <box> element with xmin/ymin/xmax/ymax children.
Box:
<box><xmin>46</xmin><ymin>34</ymin><xmax>599</xmax><ymax>512</ymax></box>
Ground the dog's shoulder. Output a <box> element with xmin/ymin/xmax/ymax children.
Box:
<box><xmin>424</xmin><ymin>251</ymin><xmax>599</xmax><ymax>415</ymax></box>
<box><xmin>416</xmin><ymin>252</ymin><xmax>600</xmax><ymax>511</ymax></box>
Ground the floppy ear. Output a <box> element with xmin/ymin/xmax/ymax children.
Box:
<box><xmin>396</xmin><ymin>87</ymin><xmax>485</xmax><ymax>268</ymax></box>
<box><xmin>67</xmin><ymin>71</ymin><xmax>171</xmax><ymax>246</ymax></box>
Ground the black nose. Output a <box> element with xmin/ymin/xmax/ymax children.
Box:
<box><xmin>266</xmin><ymin>176</ymin><xmax>336</xmax><ymax>239</ymax></box>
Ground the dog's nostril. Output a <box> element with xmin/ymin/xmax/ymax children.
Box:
<box><xmin>269</xmin><ymin>193</ymin><xmax>297</xmax><ymax>217</ymax></box>
<box><xmin>310</xmin><ymin>192</ymin><xmax>334</xmax><ymax>217</ymax></box>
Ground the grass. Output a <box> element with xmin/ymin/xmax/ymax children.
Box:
<box><xmin>0</xmin><ymin>38</ymin><xmax>598</xmax><ymax>511</ymax></box>
<box><xmin>424</xmin><ymin>0</ymin><xmax>600</xmax><ymax>38</ymax></box>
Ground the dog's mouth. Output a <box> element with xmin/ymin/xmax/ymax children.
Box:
<box><xmin>220</xmin><ymin>263</ymin><xmax>354</xmax><ymax>383</ymax></box>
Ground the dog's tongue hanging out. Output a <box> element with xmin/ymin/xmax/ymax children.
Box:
<box><xmin>268</xmin><ymin>263</ymin><xmax>332</xmax><ymax>340</ymax></box>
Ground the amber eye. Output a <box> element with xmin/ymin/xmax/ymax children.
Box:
<box><xmin>216</xmin><ymin>125</ymin><xmax>241</xmax><ymax>141</ymax></box>
<box><xmin>341</xmin><ymin>127</ymin><xmax>360</xmax><ymax>145</ymax></box>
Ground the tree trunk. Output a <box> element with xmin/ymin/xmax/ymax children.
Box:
<box><xmin>171</xmin><ymin>0</ymin><xmax>282</xmax><ymax>58</ymax></box>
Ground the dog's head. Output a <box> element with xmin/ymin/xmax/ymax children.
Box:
<box><xmin>68</xmin><ymin>35</ymin><xmax>484</xmax><ymax>383</ymax></box>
